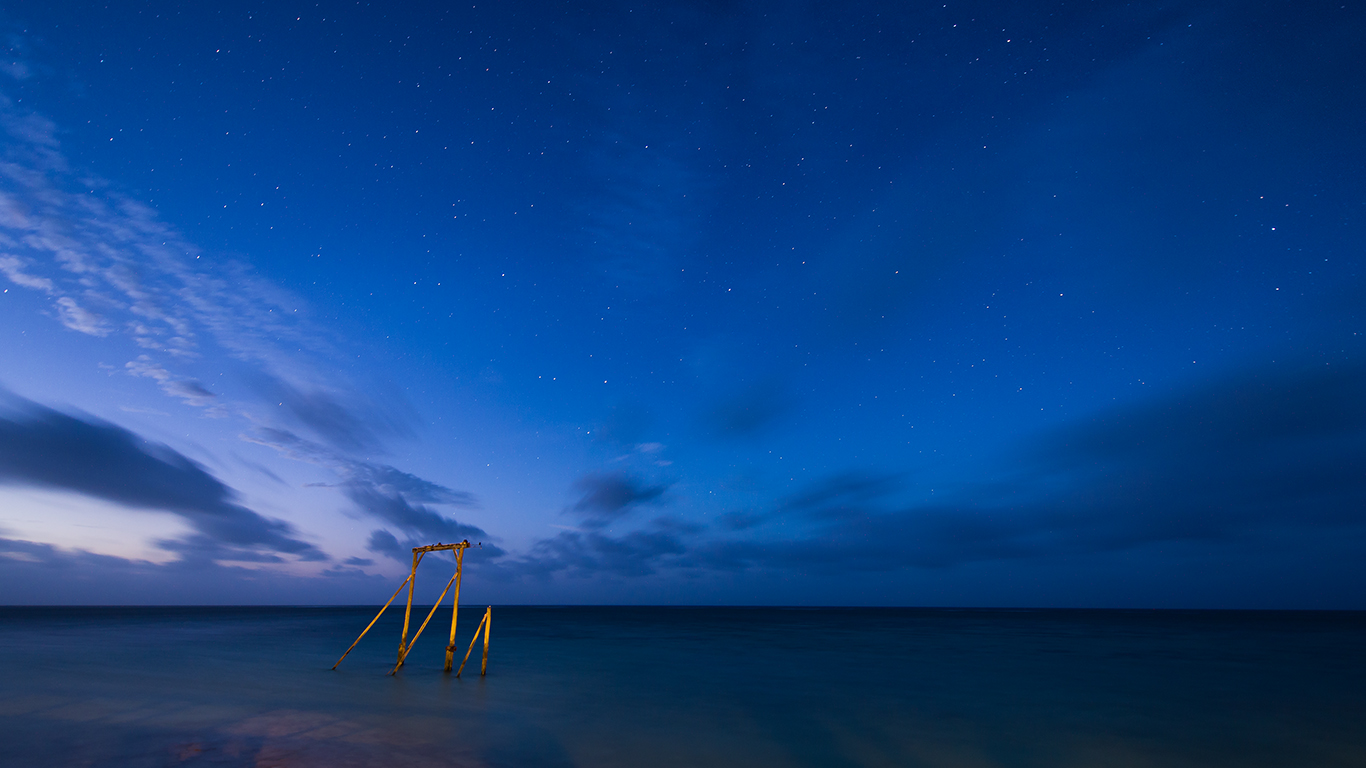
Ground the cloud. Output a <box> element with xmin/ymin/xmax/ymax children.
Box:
<box><xmin>0</xmin><ymin>536</ymin><xmax>388</xmax><ymax>605</ymax></box>
<box><xmin>0</xmin><ymin>394</ymin><xmax>325</xmax><ymax>562</ymax></box>
<box><xmin>165</xmin><ymin>380</ymin><xmax>215</xmax><ymax>402</ymax></box>
<box><xmin>154</xmin><ymin>533</ymin><xmax>327</xmax><ymax>564</ymax></box>
<box><xmin>254</xmin><ymin>375</ymin><xmax>413</xmax><ymax>453</ymax></box>
<box><xmin>125</xmin><ymin>355</ymin><xmax>220</xmax><ymax>410</ymax></box>
<box><xmin>0</xmin><ymin>91</ymin><xmax>376</xmax><ymax>423</ymax></box>
<box><xmin>717</xmin><ymin>472</ymin><xmax>899</xmax><ymax>531</ymax></box>
<box><xmin>247</xmin><ymin>427</ymin><xmax>476</xmax><ymax>508</ymax></box>
<box><xmin>347</xmin><ymin>484</ymin><xmax>486</xmax><ymax>546</ymax></box>
<box><xmin>486</xmin><ymin>529</ymin><xmax>686</xmax><ymax>579</ymax></box>
<box><xmin>54</xmin><ymin>296</ymin><xmax>110</xmax><ymax>336</ymax></box>
<box><xmin>461</xmin><ymin>473</ymin><xmax>677</xmax><ymax>580</ymax></box>
<box><xmin>365</xmin><ymin>529</ymin><xmax>405</xmax><ymax>561</ymax></box>
<box><xmin>0</xmin><ymin>62</ymin><xmax>31</xmax><ymax>82</ymax></box>
<box><xmin>489</xmin><ymin>361</ymin><xmax>1366</xmax><ymax>582</ymax></box>
<box><xmin>705</xmin><ymin>361</ymin><xmax>1366</xmax><ymax>572</ymax></box>
<box><xmin>568</xmin><ymin>472</ymin><xmax>668</xmax><ymax>528</ymax></box>
<box><xmin>0</xmin><ymin>254</ymin><xmax>52</xmax><ymax>292</ymax></box>
<box><xmin>778</xmin><ymin>472</ymin><xmax>902</xmax><ymax>517</ymax></box>
<box><xmin>244</xmin><ymin>427</ymin><xmax>488</xmax><ymax>561</ymax></box>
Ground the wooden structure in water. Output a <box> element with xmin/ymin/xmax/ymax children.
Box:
<box><xmin>331</xmin><ymin>539</ymin><xmax>491</xmax><ymax>677</ymax></box>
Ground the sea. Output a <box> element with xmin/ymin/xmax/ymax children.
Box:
<box><xmin>0</xmin><ymin>606</ymin><xmax>1363</xmax><ymax>767</ymax></box>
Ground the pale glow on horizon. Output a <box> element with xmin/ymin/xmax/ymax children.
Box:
<box><xmin>0</xmin><ymin>487</ymin><xmax>194</xmax><ymax>564</ymax></box>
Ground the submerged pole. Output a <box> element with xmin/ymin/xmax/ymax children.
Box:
<box><xmin>389</xmin><ymin>568</ymin><xmax>461</xmax><ymax>675</ymax></box>
<box><xmin>455</xmin><ymin>609</ymin><xmax>488</xmax><ymax>678</ymax></box>
<box><xmin>444</xmin><ymin>544</ymin><xmax>466</xmax><ymax>672</ymax></box>
<box><xmin>332</xmin><ymin>571</ymin><xmax>413</xmax><ymax>670</ymax></box>
<box><xmin>481</xmin><ymin>606</ymin><xmax>491</xmax><ymax>676</ymax></box>
<box><xmin>397</xmin><ymin>551</ymin><xmax>421</xmax><ymax>666</ymax></box>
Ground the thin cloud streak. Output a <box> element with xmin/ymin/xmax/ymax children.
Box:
<box><xmin>568</xmin><ymin>471</ymin><xmax>669</xmax><ymax>529</ymax></box>
<box><xmin>0</xmin><ymin>90</ymin><xmax>380</xmax><ymax>442</ymax></box>
<box><xmin>243</xmin><ymin>426</ymin><xmax>492</xmax><ymax>562</ymax></box>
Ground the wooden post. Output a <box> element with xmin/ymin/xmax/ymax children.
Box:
<box><xmin>332</xmin><ymin>571</ymin><xmax>413</xmax><ymax>670</ymax></box>
<box><xmin>390</xmin><ymin>565</ymin><xmax>464</xmax><ymax>672</ymax></box>
<box><xmin>444</xmin><ymin>544</ymin><xmax>466</xmax><ymax>672</ymax></box>
<box><xmin>455</xmin><ymin>609</ymin><xmax>488</xmax><ymax>678</ymax></box>
<box><xmin>396</xmin><ymin>551</ymin><xmax>421</xmax><ymax>666</ymax></box>
<box><xmin>481</xmin><ymin>606</ymin><xmax>491</xmax><ymax>676</ymax></box>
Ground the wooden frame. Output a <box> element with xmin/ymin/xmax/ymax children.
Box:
<box><xmin>331</xmin><ymin>539</ymin><xmax>491</xmax><ymax>676</ymax></box>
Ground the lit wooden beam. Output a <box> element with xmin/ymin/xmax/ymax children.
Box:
<box><xmin>456</xmin><ymin>607</ymin><xmax>489</xmax><ymax>678</ymax></box>
<box><xmin>389</xmin><ymin>567</ymin><xmax>462</xmax><ymax>675</ymax></box>
<box><xmin>396</xmin><ymin>550</ymin><xmax>423</xmax><ymax>666</ymax></box>
<box><xmin>444</xmin><ymin>543</ymin><xmax>468</xmax><ymax>672</ymax></box>
<box><xmin>332</xmin><ymin>571</ymin><xmax>413</xmax><ymax>670</ymax></box>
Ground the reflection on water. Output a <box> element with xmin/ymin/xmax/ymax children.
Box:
<box><xmin>1</xmin><ymin>607</ymin><xmax>1364</xmax><ymax>767</ymax></box>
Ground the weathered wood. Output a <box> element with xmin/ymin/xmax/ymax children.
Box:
<box><xmin>327</xmin><ymin>539</ymin><xmax>484</xmax><ymax>678</ymax></box>
<box><xmin>388</xmin><ymin>567</ymin><xmax>461</xmax><ymax>675</ymax></box>
<box><xmin>444</xmin><ymin>544</ymin><xmax>468</xmax><ymax>672</ymax></box>
<box><xmin>455</xmin><ymin>609</ymin><xmax>488</xmax><ymax>678</ymax></box>
<box><xmin>481</xmin><ymin>606</ymin><xmax>491</xmax><ymax>676</ymax></box>
<box><xmin>411</xmin><ymin>542</ymin><xmax>470</xmax><ymax>553</ymax></box>
<box><xmin>331</xmin><ymin>571</ymin><xmax>413</xmax><ymax>670</ymax></box>
<box><xmin>396</xmin><ymin>551</ymin><xmax>423</xmax><ymax>666</ymax></box>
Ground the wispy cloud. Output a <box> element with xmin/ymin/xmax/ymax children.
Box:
<box><xmin>252</xmin><ymin>374</ymin><xmax>412</xmax><ymax>453</ymax></box>
<box><xmin>0</xmin><ymin>75</ymin><xmax>471</xmax><ymax>571</ymax></box>
<box><xmin>243</xmin><ymin>426</ymin><xmax>491</xmax><ymax>561</ymax></box>
<box><xmin>568</xmin><ymin>471</ymin><xmax>669</xmax><ymax>529</ymax></box>
<box><xmin>701</xmin><ymin>361</ymin><xmax>1366</xmax><ymax>573</ymax></box>
<box><xmin>125</xmin><ymin>355</ymin><xmax>221</xmax><ymax>411</ymax></box>
<box><xmin>0</xmin><ymin>253</ymin><xmax>51</xmax><ymax>292</ymax></box>
<box><xmin>0</xmin><ymin>90</ymin><xmax>362</xmax><ymax>428</ymax></box>
<box><xmin>53</xmin><ymin>295</ymin><xmax>110</xmax><ymax>336</ymax></box>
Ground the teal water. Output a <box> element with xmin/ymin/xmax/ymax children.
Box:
<box><xmin>0</xmin><ymin>607</ymin><xmax>1363</xmax><ymax>767</ymax></box>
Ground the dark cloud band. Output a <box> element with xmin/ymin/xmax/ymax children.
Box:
<box><xmin>0</xmin><ymin>394</ymin><xmax>324</xmax><ymax>561</ymax></box>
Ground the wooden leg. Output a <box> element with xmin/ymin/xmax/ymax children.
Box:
<box><xmin>397</xmin><ymin>551</ymin><xmax>421</xmax><ymax>666</ymax></box>
<box><xmin>455</xmin><ymin>610</ymin><xmax>487</xmax><ymax>678</ymax></box>
<box><xmin>388</xmin><ymin>569</ymin><xmax>460</xmax><ymax>675</ymax></box>
<box><xmin>444</xmin><ymin>547</ymin><xmax>464</xmax><ymax>672</ymax></box>
<box><xmin>480</xmin><ymin>606</ymin><xmax>491</xmax><ymax>676</ymax></box>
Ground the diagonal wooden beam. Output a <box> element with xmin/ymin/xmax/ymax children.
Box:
<box><xmin>332</xmin><ymin>571</ymin><xmax>413</xmax><ymax>670</ymax></box>
<box><xmin>388</xmin><ymin>567</ymin><xmax>460</xmax><ymax>675</ymax></box>
<box><xmin>455</xmin><ymin>608</ymin><xmax>489</xmax><ymax>678</ymax></box>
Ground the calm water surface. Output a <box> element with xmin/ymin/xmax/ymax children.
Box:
<box><xmin>0</xmin><ymin>607</ymin><xmax>1362</xmax><ymax>767</ymax></box>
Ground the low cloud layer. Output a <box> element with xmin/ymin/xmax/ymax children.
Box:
<box><xmin>0</xmin><ymin>394</ymin><xmax>324</xmax><ymax>562</ymax></box>
<box><xmin>0</xmin><ymin>536</ymin><xmax>379</xmax><ymax>605</ymax></box>
<box><xmin>709</xmin><ymin>362</ymin><xmax>1366</xmax><ymax>572</ymax></box>
<box><xmin>485</xmin><ymin>361</ymin><xmax>1366</xmax><ymax>582</ymax></box>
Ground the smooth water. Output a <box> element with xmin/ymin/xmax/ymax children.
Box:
<box><xmin>0</xmin><ymin>606</ymin><xmax>1363</xmax><ymax>767</ymax></box>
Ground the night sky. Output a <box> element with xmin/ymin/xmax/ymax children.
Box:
<box><xmin>0</xmin><ymin>1</ymin><xmax>1362</xmax><ymax>607</ymax></box>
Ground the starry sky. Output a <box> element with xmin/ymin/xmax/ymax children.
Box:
<box><xmin>0</xmin><ymin>0</ymin><xmax>1362</xmax><ymax>607</ymax></box>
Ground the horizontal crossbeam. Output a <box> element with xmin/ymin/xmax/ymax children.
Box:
<box><xmin>411</xmin><ymin>541</ymin><xmax>472</xmax><ymax>553</ymax></box>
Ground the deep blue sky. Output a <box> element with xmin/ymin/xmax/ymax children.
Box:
<box><xmin>0</xmin><ymin>0</ymin><xmax>1362</xmax><ymax>606</ymax></box>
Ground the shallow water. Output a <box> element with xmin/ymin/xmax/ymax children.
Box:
<box><xmin>0</xmin><ymin>606</ymin><xmax>1363</xmax><ymax>767</ymax></box>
